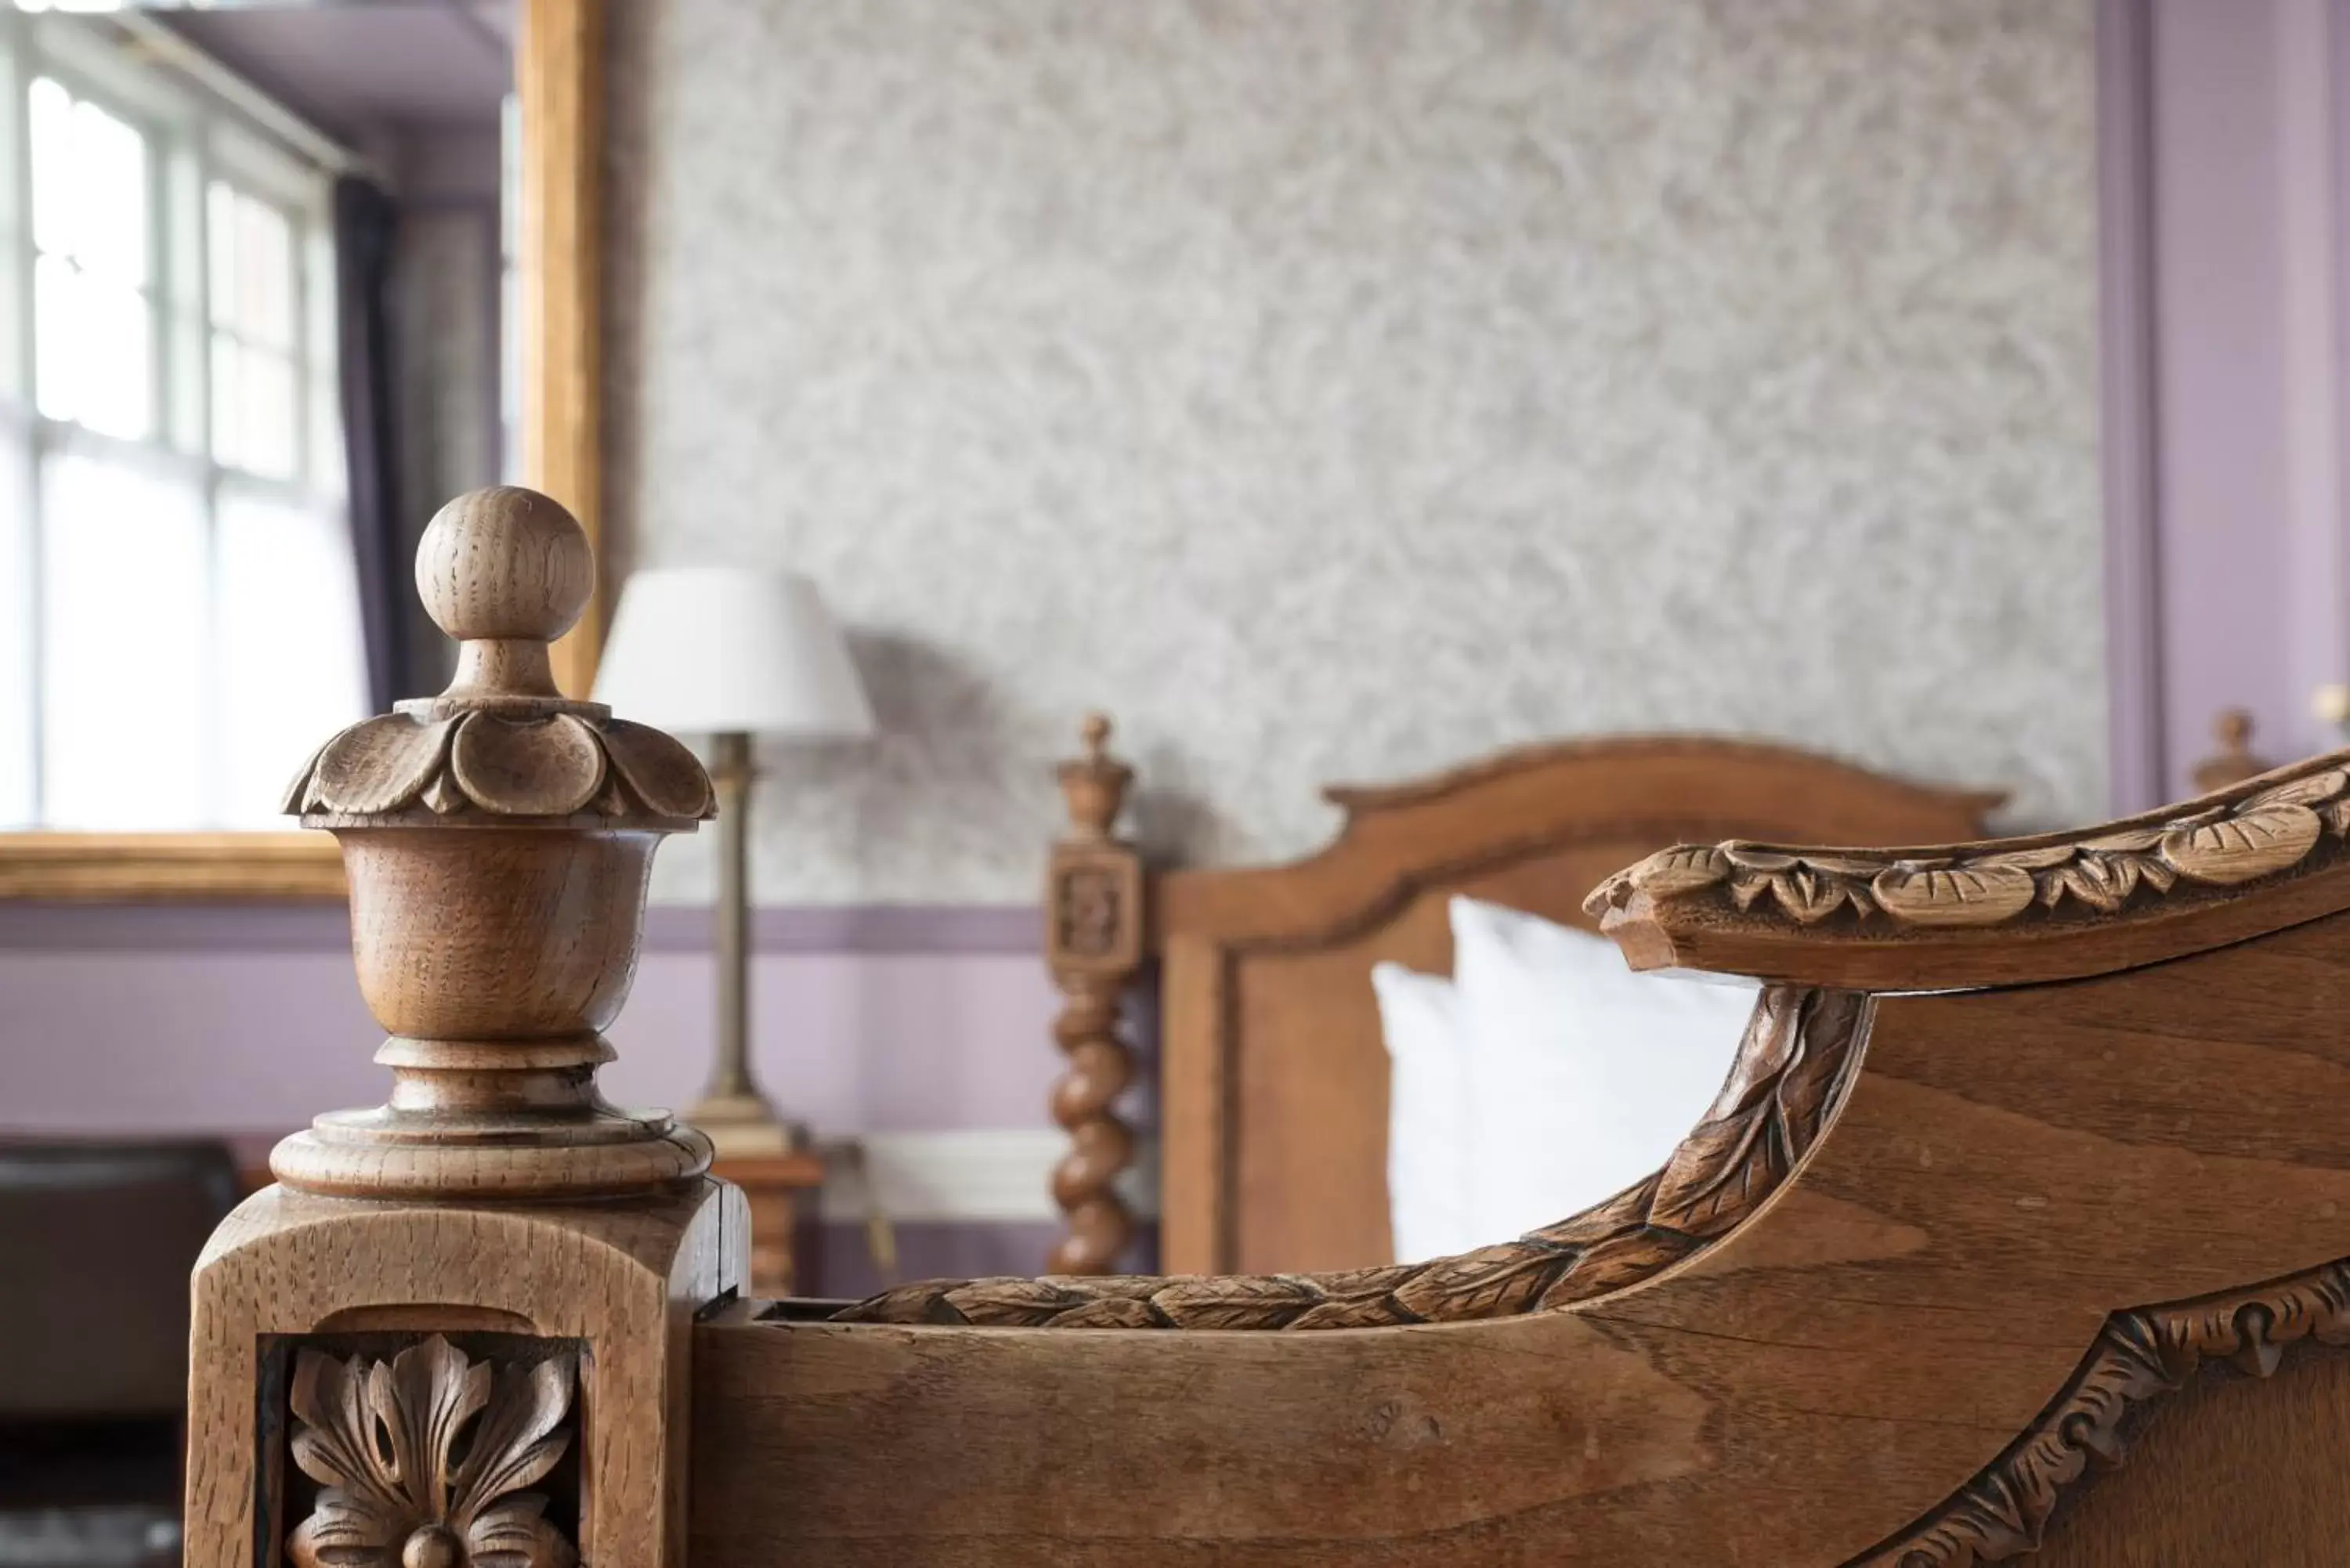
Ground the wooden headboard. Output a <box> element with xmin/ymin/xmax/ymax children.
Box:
<box><xmin>1043</xmin><ymin>728</ymin><xmax>2001</xmax><ymax>1276</ymax></box>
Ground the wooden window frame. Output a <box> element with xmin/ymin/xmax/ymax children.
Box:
<box><xmin>0</xmin><ymin>0</ymin><xmax>605</xmax><ymax>901</ymax></box>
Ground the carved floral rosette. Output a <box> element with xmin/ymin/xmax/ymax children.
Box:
<box><xmin>1588</xmin><ymin>762</ymin><xmax>2350</xmax><ymax>932</ymax></box>
<box><xmin>286</xmin><ymin>1335</ymin><xmax>577</xmax><ymax>1568</ymax></box>
<box><xmin>284</xmin><ymin>707</ymin><xmax>715</xmax><ymax>825</ymax></box>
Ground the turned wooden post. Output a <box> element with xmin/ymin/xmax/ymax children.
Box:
<box><xmin>1043</xmin><ymin>714</ymin><xmax>1144</xmax><ymax>1274</ymax></box>
<box><xmin>2190</xmin><ymin>706</ymin><xmax>2273</xmax><ymax>793</ymax></box>
<box><xmin>185</xmin><ymin>486</ymin><xmax>743</xmax><ymax>1568</ymax></box>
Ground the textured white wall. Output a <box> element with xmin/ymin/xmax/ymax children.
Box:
<box><xmin>606</xmin><ymin>0</ymin><xmax>2103</xmax><ymax>904</ymax></box>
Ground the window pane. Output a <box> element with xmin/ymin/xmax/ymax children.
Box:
<box><xmin>209</xmin><ymin>329</ymin><xmax>240</xmax><ymax>468</ymax></box>
<box><xmin>69</xmin><ymin>97</ymin><xmax>146</xmax><ymax>284</ymax></box>
<box><xmin>0</xmin><ymin>423</ymin><xmax>31</xmax><ymax>829</ymax></box>
<box><xmin>236</xmin><ymin>193</ymin><xmax>291</xmax><ymax>346</ymax></box>
<box><xmin>31</xmin><ymin>81</ymin><xmax>147</xmax><ymax>284</ymax></box>
<box><xmin>238</xmin><ymin>347</ymin><xmax>293</xmax><ymax>479</ymax></box>
<box><xmin>206</xmin><ymin>179</ymin><xmax>233</xmax><ymax>326</ymax></box>
<box><xmin>36</xmin><ymin>254</ymin><xmax>153</xmax><ymax>439</ymax></box>
<box><xmin>38</xmin><ymin>451</ymin><xmax>206</xmax><ymax>829</ymax></box>
<box><xmin>217</xmin><ymin>488</ymin><xmax>367</xmax><ymax>827</ymax></box>
<box><xmin>27</xmin><ymin>76</ymin><xmax>69</xmax><ymax>257</ymax></box>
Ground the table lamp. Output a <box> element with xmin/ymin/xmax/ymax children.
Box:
<box><xmin>593</xmin><ymin>565</ymin><xmax>876</xmax><ymax>1154</ymax></box>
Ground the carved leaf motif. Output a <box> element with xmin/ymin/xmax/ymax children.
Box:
<box><xmin>837</xmin><ymin>986</ymin><xmax>1867</xmax><ymax>1331</ymax></box>
<box><xmin>1765</xmin><ymin>865</ymin><xmax>1870</xmax><ymax>923</ymax></box>
<box><xmin>2248</xmin><ymin>768</ymin><xmax>2347</xmax><ymax>807</ymax></box>
<box><xmin>2159</xmin><ymin>802</ymin><xmax>2322</xmax><ymax>885</ymax></box>
<box><xmin>286</xmin><ymin>1337</ymin><xmax>576</xmax><ymax>1568</ymax></box>
<box><xmin>1869</xmin><ymin>862</ymin><xmax>2037</xmax><ymax>927</ymax></box>
<box><xmin>2037</xmin><ymin>852</ymin><xmax>2143</xmax><ymax>912</ymax></box>
<box><xmin>309</xmin><ymin>717</ymin><xmax>459</xmax><ymax>815</ymax></box>
<box><xmin>1155</xmin><ymin>1275</ymin><xmax>1329</xmax><ymax>1330</ymax></box>
<box><xmin>448</xmin><ymin>714</ymin><xmax>606</xmax><ymax>817</ymax></box>
<box><xmin>1628</xmin><ymin>844</ymin><xmax>1731</xmax><ymax>898</ymax></box>
<box><xmin>2079</xmin><ymin>825</ymin><xmax>2167</xmax><ymax>853</ymax></box>
<box><xmin>596</xmin><ymin>719</ymin><xmax>716</xmax><ymax>818</ymax></box>
<box><xmin>1387</xmin><ymin>1242</ymin><xmax>1565</xmax><ymax>1321</ymax></box>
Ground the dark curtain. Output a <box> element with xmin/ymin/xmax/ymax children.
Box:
<box><xmin>332</xmin><ymin>175</ymin><xmax>406</xmax><ymax>717</ymax></box>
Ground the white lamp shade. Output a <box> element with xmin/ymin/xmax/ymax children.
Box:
<box><xmin>593</xmin><ymin>566</ymin><xmax>877</xmax><ymax>739</ymax></box>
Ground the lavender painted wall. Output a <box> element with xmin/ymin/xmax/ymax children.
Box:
<box><xmin>0</xmin><ymin>904</ymin><xmax>1058</xmax><ymax>1140</ymax></box>
<box><xmin>2110</xmin><ymin>0</ymin><xmax>2350</xmax><ymax>800</ymax></box>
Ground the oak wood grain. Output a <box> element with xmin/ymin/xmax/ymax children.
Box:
<box><xmin>690</xmin><ymin>901</ymin><xmax>2350</xmax><ymax>1564</ymax></box>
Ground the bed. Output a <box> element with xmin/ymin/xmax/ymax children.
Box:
<box><xmin>1040</xmin><ymin>716</ymin><xmax>1999</xmax><ymax>1274</ymax></box>
<box><xmin>185</xmin><ymin>493</ymin><xmax>2350</xmax><ymax>1566</ymax></box>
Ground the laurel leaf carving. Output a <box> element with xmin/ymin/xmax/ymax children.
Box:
<box><xmin>1594</xmin><ymin>752</ymin><xmax>2350</xmax><ymax>939</ymax></box>
<box><xmin>837</xmin><ymin>988</ymin><xmax>1866</xmax><ymax>1331</ymax></box>
<box><xmin>2160</xmin><ymin>803</ymin><xmax>2322</xmax><ymax>885</ymax></box>
<box><xmin>1869</xmin><ymin>862</ymin><xmax>2037</xmax><ymax>927</ymax></box>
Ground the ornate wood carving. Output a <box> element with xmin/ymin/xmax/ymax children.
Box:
<box><xmin>1851</xmin><ymin>1261</ymin><xmax>2350</xmax><ymax>1566</ymax></box>
<box><xmin>286</xmin><ymin>1335</ymin><xmax>577</xmax><ymax>1568</ymax></box>
<box><xmin>1043</xmin><ymin>714</ymin><xmax>1146</xmax><ymax>1275</ymax></box>
<box><xmin>1588</xmin><ymin>752</ymin><xmax>2349</xmax><ymax>936</ymax></box>
<box><xmin>840</xmin><ymin>985</ymin><xmax>1864</xmax><ymax>1328</ymax></box>
<box><xmin>267</xmin><ymin>486</ymin><xmax>718</xmax><ymax>1203</ymax></box>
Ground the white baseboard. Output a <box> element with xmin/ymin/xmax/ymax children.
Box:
<box><xmin>812</xmin><ymin>1129</ymin><xmax>1160</xmax><ymax>1226</ymax></box>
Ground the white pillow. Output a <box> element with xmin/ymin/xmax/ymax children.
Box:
<box><xmin>1449</xmin><ymin>897</ymin><xmax>1757</xmax><ymax>1243</ymax></box>
<box><xmin>1368</xmin><ymin>960</ymin><xmax>1475</xmax><ymax>1263</ymax></box>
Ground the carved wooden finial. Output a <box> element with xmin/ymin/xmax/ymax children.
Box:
<box><xmin>2190</xmin><ymin>706</ymin><xmax>2271</xmax><ymax>794</ymax></box>
<box><xmin>272</xmin><ymin>486</ymin><xmax>716</xmax><ymax>1201</ymax></box>
<box><xmin>1057</xmin><ymin>712</ymin><xmax>1132</xmax><ymax>843</ymax></box>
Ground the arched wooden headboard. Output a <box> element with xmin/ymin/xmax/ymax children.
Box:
<box><xmin>1043</xmin><ymin>726</ymin><xmax>2001</xmax><ymax>1275</ymax></box>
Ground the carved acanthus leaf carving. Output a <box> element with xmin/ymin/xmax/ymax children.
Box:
<box><xmin>837</xmin><ymin>986</ymin><xmax>1865</xmax><ymax>1329</ymax></box>
<box><xmin>1852</xmin><ymin>1262</ymin><xmax>2350</xmax><ymax>1566</ymax></box>
<box><xmin>287</xmin><ymin>1336</ymin><xmax>577</xmax><ymax>1568</ymax></box>
<box><xmin>1587</xmin><ymin>761</ymin><xmax>2350</xmax><ymax>933</ymax></box>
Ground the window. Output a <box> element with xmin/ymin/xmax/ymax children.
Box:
<box><xmin>0</xmin><ymin>13</ymin><xmax>367</xmax><ymax>831</ymax></box>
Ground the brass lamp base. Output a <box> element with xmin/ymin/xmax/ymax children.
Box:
<box><xmin>688</xmin><ymin>1089</ymin><xmax>804</xmax><ymax>1158</ymax></box>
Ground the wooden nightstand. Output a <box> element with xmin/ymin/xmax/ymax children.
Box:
<box><xmin>711</xmin><ymin>1149</ymin><xmax>826</xmax><ymax>1298</ymax></box>
<box><xmin>234</xmin><ymin>1136</ymin><xmax>825</xmax><ymax>1299</ymax></box>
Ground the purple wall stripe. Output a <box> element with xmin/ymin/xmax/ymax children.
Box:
<box><xmin>2098</xmin><ymin>0</ymin><xmax>2167</xmax><ymax>815</ymax></box>
<box><xmin>796</xmin><ymin>1220</ymin><xmax>1156</xmax><ymax>1300</ymax></box>
<box><xmin>643</xmin><ymin>903</ymin><xmax>1038</xmax><ymax>955</ymax></box>
<box><xmin>0</xmin><ymin>901</ymin><xmax>1040</xmax><ymax>956</ymax></box>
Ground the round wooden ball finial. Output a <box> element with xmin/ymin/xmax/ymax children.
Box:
<box><xmin>415</xmin><ymin>486</ymin><xmax>595</xmax><ymax>699</ymax></box>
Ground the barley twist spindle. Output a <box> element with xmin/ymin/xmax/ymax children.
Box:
<box><xmin>1043</xmin><ymin>713</ymin><xmax>1144</xmax><ymax>1274</ymax></box>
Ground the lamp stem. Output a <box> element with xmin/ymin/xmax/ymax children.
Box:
<box><xmin>689</xmin><ymin>730</ymin><xmax>793</xmax><ymax>1152</ymax></box>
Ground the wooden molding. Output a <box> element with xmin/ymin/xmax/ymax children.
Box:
<box><xmin>0</xmin><ymin>832</ymin><xmax>344</xmax><ymax>901</ymax></box>
<box><xmin>1853</xmin><ymin>1259</ymin><xmax>2350</xmax><ymax>1566</ymax></box>
<box><xmin>519</xmin><ymin>0</ymin><xmax>605</xmax><ymax>700</ymax></box>
<box><xmin>1591</xmin><ymin>748</ymin><xmax>2350</xmax><ymax>991</ymax></box>
<box><xmin>839</xmin><ymin>985</ymin><xmax>1863</xmax><ymax>1328</ymax></box>
<box><xmin>0</xmin><ymin>1</ymin><xmax>606</xmax><ymax>900</ymax></box>
<box><xmin>286</xmin><ymin>1336</ymin><xmax>578</xmax><ymax>1568</ymax></box>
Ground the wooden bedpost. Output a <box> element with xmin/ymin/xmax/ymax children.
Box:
<box><xmin>1043</xmin><ymin>714</ymin><xmax>1144</xmax><ymax>1274</ymax></box>
<box><xmin>183</xmin><ymin>487</ymin><xmax>743</xmax><ymax>1568</ymax></box>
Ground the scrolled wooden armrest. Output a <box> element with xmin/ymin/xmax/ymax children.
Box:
<box><xmin>1585</xmin><ymin>748</ymin><xmax>2350</xmax><ymax>991</ymax></box>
